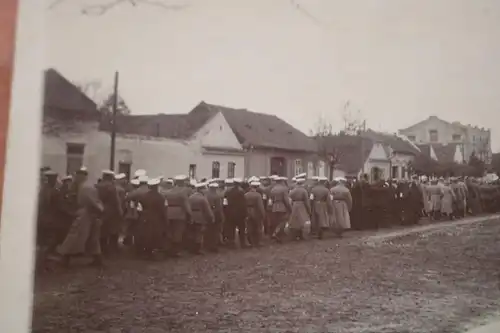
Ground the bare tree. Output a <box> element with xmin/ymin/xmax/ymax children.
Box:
<box><xmin>75</xmin><ymin>81</ymin><xmax>131</xmax><ymax>115</ymax></box>
<box><xmin>341</xmin><ymin>100</ymin><xmax>366</xmax><ymax>135</ymax></box>
<box><xmin>310</xmin><ymin>114</ymin><xmax>334</xmax><ymax>138</ymax></box>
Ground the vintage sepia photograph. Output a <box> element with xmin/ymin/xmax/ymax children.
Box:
<box><xmin>6</xmin><ymin>0</ymin><xmax>500</xmax><ymax>332</ymax></box>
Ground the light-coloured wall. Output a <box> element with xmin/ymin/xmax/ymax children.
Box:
<box><xmin>400</xmin><ymin>116</ymin><xmax>492</xmax><ymax>163</ymax></box>
<box><xmin>192</xmin><ymin>111</ymin><xmax>242</xmax><ymax>150</ymax></box>
<box><xmin>464</xmin><ymin>126</ymin><xmax>491</xmax><ymax>163</ymax></box>
<box><xmin>363</xmin><ymin>143</ymin><xmax>390</xmax><ymax>182</ymax></box>
<box><xmin>41</xmin><ymin>117</ymin><xmax>245</xmax><ymax>183</ymax></box>
<box><xmin>399</xmin><ymin>116</ymin><xmax>463</xmax><ymax>145</ymax></box>
<box><xmin>390</xmin><ymin>153</ymin><xmax>414</xmax><ymax>180</ymax></box>
<box><xmin>244</xmin><ymin>149</ymin><xmax>325</xmax><ymax>178</ymax></box>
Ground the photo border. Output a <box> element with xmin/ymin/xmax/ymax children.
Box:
<box><xmin>0</xmin><ymin>0</ymin><xmax>44</xmax><ymax>332</ymax></box>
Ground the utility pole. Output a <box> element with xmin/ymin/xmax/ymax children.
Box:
<box><xmin>109</xmin><ymin>71</ymin><xmax>119</xmax><ymax>171</ymax></box>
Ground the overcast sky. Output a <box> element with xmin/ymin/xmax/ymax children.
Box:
<box><xmin>45</xmin><ymin>0</ymin><xmax>500</xmax><ymax>151</ymax></box>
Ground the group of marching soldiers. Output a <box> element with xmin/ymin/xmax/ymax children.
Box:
<box><xmin>37</xmin><ymin>165</ymin><xmax>500</xmax><ymax>268</ymax></box>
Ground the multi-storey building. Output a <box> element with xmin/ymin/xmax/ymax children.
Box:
<box><xmin>398</xmin><ymin>116</ymin><xmax>491</xmax><ymax>164</ymax></box>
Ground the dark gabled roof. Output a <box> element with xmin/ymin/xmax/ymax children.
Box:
<box><xmin>44</xmin><ymin>68</ymin><xmax>97</xmax><ymax>112</ymax></box>
<box><xmin>432</xmin><ymin>143</ymin><xmax>460</xmax><ymax>164</ymax></box>
<box><xmin>100</xmin><ymin>101</ymin><xmax>317</xmax><ymax>151</ymax></box>
<box><xmin>316</xmin><ymin>135</ymin><xmax>374</xmax><ymax>175</ymax></box>
<box><xmin>194</xmin><ymin>102</ymin><xmax>317</xmax><ymax>152</ymax></box>
<box><xmin>99</xmin><ymin>102</ymin><xmax>217</xmax><ymax>139</ymax></box>
<box><xmin>416</xmin><ymin>144</ymin><xmax>431</xmax><ymax>157</ymax></box>
<box><xmin>360</xmin><ymin>129</ymin><xmax>420</xmax><ymax>155</ymax></box>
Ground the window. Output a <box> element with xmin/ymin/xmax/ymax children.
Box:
<box><xmin>452</xmin><ymin>134</ymin><xmax>461</xmax><ymax>141</ymax></box>
<box><xmin>227</xmin><ymin>162</ymin><xmax>236</xmax><ymax>178</ymax></box>
<box><xmin>211</xmin><ymin>161</ymin><xmax>220</xmax><ymax>178</ymax></box>
<box><xmin>66</xmin><ymin>143</ymin><xmax>84</xmax><ymax>175</ymax></box>
<box><xmin>407</xmin><ymin>135</ymin><xmax>416</xmax><ymax>142</ymax></box>
<box><xmin>188</xmin><ymin>164</ymin><xmax>196</xmax><ymax>179</ymax></box>
<box><xmin>294</xmin><ymin>159</ymin><xmax>303</xmax><ymax>176</ymax></box>
<box><xmin>391</xmin><ymin>166</ymin><xmax>398</xmax><ymax>179</ymax></box>
<box><xmin>318</xmin><ymin>161</ymin><xmax>325</xmax><ymax>177</ymax></box>
<box><xmin>307</xmin><ymin>161</ymin><xmax>314</xmax><ymax>176</ymax></box>
<box><xmin>429</xmin><ymin>130</ymin><xmax>438</xmax><ymax>142</ymax></box>
<box><xmin>118</xmin><ymin>162</ymin><xmax>131</xmax><ymax>180</ymax></box>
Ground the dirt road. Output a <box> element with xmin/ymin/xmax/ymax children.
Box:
<box><xmin>32</xmin><ymin>217</ymin><xmax>500</xmax><ymax>333</ymax></box>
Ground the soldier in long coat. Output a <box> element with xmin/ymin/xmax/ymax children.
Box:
<box><xmin>244</xmin><ymin>181</ymin><xmax>266</xmax><ymax>246</ymax></box>
<box><xmin>270</xmin><ymin>176</ymin><xmax>292</xmax><ymax>242</ymax></box>
<box><xmin>403</xmin><ymin>177</ymin><xmax>423</xmax><ymax>225</ymax></box>
<box><xmin>58</xmin><ymin>168</ymin><xmax>104</xmax><ymax>267</ymax></box>
<box><xmin>451</xmin><ymin>178</ymin><xmax>466</xmax><ymax>218</ymax></box>
<box><xmin>260</xmin><ymin>176</ymin><xmax>272</xmax><ymax>235</ymax></box>
<box><xmin>225</xmin><ymin>178</ymin><xmax>248</xmax><ymax>248</ymax></box>
<box><xmin>187</xmin><ymin>182</ymin><xmax>214</xmax><ymax>254</ymax></box>
<box><xmin>123</xmin><ymin>178</ymin><xmax>145</xmax><ymax>246</ymax></box>
<box><xmin>288</xmin><ymin>178</ymin><xmax>311</xmax><ymax>240</ymax></box>
<box><xmin>164</xmin><ymin>175</ymin><xmax>192</xmax><ymax>257</ymax></box>
<box><xmin>134</xmin><ymin>178</ymin><xmax>168</xmax><ymax>258</ymax></box>
<box><xmin>330</xmin><ymin>177</ymin><xmax>352</xmax><ymax>237</ymax></box>
<box><xmin>441</xmin><ymin>180</ymin><xmax>455</xmax><ymax>219</ymax></box>
<box><xmin>310</xmin><ymin>176</ymin><xmax>333</xmax><ymax>239</ymax></box>
<box><xmin>205</xmin><ymin>182</ymin><xmax>225</xmax><ymax>252</ymax></box>
<box><xmin>427</xmin><ymin>179</ymin><xmax>443</xmax><ymax>220</ymax></box>
<box><xmin>97</xmin><ymin>170</ymin><xmax>123</xmax><ymax>255</ymax></box>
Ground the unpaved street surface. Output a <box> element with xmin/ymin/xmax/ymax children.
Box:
<box><xmin>33</xmin><ymin>218</ymin><xmax>500</xmax><ymax>333</ymax></box>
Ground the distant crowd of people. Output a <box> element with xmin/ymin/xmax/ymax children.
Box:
<box><xmin>36</xmin><ymin>166</ymin><xmax>500</xmax><ymax>270</ymax></box>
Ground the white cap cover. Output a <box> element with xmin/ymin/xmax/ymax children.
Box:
<box><xmin>174</xmin><ymin>175</ymin><xmax>188</xmax><ymax>181</ymax></box>
<box><xmin>130</xmin><ymin>179</ymin><xmax>140</xmax><ymax>186</ymax></box>
<box><xmin>208</xmin><ymin>182</ymin><xmax>219</xmax><ymax>188</ymax></box>
<box><xmin>138</xmin><ymin>175</ymin><xmax>149</xmax><ymax>183</ymax></box>
<box><xmin>250</xmin><ymin>181</ymin><xmax>261</xmax><ymax>187</ymax></box>
<box><xmin>134</xmin><ymin>169</ymin><xmax>146</xmax><ymax>177</ymax></box>
<box><xmin>148</xmin><ymin>178</ymin><xmax>161</xmax><ymax>186</ymax></box>
<box><xmin>225</xmin><ymin>178</ymin><xmax>234</xmax><ymax>184</ymax></box>
<box><xmin>115</xmin><ymin>173</ymin><xmax>126</xmax><ymax>180</ymax></box>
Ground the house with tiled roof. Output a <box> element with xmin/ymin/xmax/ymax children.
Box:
<box><xmin>315</xmin><ymin>134</ymin><xmax>390</xmax><ymax>183</ymax></box>
<box><xmin>42</xmin><ymin>69</ymin><xmax>321</xmax><ymax>180</ymax></box>
<box><xmin>360</xmin><ymin>129</ymin><xmax>421</xmax><ymax>180</ymax></box>
<box><xmin>100</xmin><ymin>101</ymin><xmax>321</xmax><ymax>178</ymax></box>
<box><xmin>398</xmin><ymin>115</ymin><xmax>491</xmax><ymax>164</ymax></box>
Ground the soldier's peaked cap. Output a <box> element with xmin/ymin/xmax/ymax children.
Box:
<box><xmin>296</xmin><ymin>173</ymin><xmax>307</xmax><ymax>179</ymax></box>
<box><xmin>44</xmin><ymin>170</ymin><xmax>58</xmax><ymax>176</ymax></box>
<box><xmin>130</xmin><ymin>179</ymin><xmax>140</xmax><ymax>186</ymax></box>
<box><xmin>138</xmin><ymin>175</ymin><xmax>149</xmax><ymax>183</ymax></box>
<box><xmin>174</xmin><ymin>175</ymin><xmax>188</xmax><ymax>181</ymax></box>
<box><xmin>76</xmin><ymin>167</ymin><xmax>88</xmax><ymax>174</ymax></box>
<box><xmin>114</xmin><ymin>173</ymin><xmax>126</xmax><ymax>180</ymax></box>
<box><xmin>195</xmin><ymin>182</ymin><xmax>207</xmax><ymax>188</ymax></box>
<box><xmin>250</xmin><ymin>181</ymin><xmax>261</xmax><ymax>187</ymax></box>
<box><xmin>225</xmin><ymin>178</ymin><xmax>234</xmax><ymax>184</ymax></box>
<box><xmin>233</xmin><ymin>178</ymin><xmax>243</xmax><ymax>183</ymax></box>
<box><xmin>208</xmin><ymin>182</ymin><xmax>219</xmax><ymax>188</ymax></box>
<box><xmin>134</xmin><ymin>169</ymin><xmax>147</xmax><ymax>177</ymax></box>
<box><xmin>148</xmin><ymin>178</ymin><xmax>160</xmax><ymax>186</ymax></box>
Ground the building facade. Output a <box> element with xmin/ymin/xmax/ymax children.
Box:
<box><xmin>398</xmin><ymin>116</ymin><xmax>491</xmax><ymax>164</ymax></box>
<box><xmin>41</xmin><ymin>69</ymin><xmax>324</xmax><ymax>181</ymax></box>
